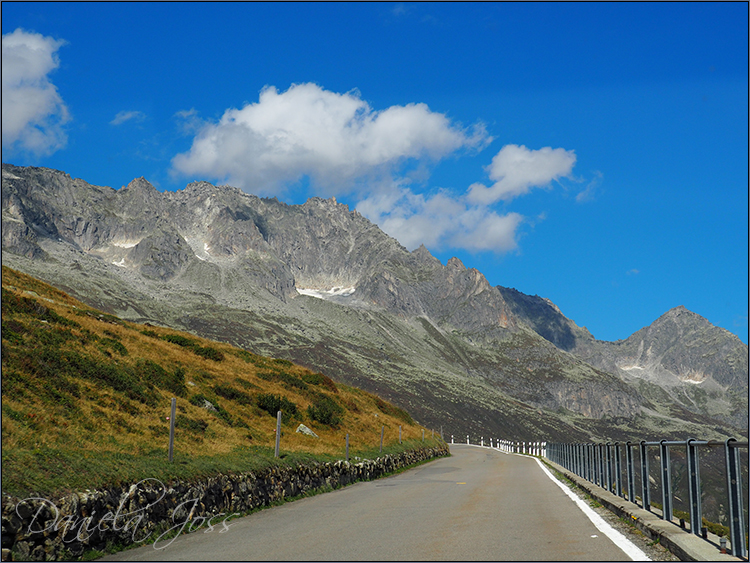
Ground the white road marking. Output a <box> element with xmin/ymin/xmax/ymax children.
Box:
<box><xmin>533</xmin><ymin>456</ymin><xmax>651</xmax><ymax>561</ymax></box>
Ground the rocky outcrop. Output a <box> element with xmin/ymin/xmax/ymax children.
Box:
<box><xmin>1</xmin><ymin>446</ymin><xmax>448</xmax><ymax>561</ymax></box>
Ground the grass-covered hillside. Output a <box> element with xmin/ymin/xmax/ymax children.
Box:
<box><xmin>1</xmin><ymin>266</ymin><xmax>439</xmax><ymax>498</ymax></box>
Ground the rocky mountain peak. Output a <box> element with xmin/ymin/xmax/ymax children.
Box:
<box><xmin>446</xmin><ymin>256</ymin><xmax>466</xmax><ymax>270</ymax></box>
<box><xmin>123</xmin><ymin>177</ymin><xmax>157</xmax><ymax>192</ymax></box>
<box><xmin>411</xmin><ymin>244</ymin><xmax>440</xmax><ymax>265</ymax></box>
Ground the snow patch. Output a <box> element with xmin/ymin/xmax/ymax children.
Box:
<box><xmin>112</xmin><ymin>240</ymin><xmax>140</xmax><ymax>249</ymax></box>
<box><xmin>680</xmin><ymin>372</ymin><xmax>707</xmax><ymax>385</ymax></box>
<box><xmin>112</xmin><ymin>258</ymin><xmax>126</xmax><ymax>267</ymax></box>
<box><xmin>296</xmin><ymin>286</ymin><xmax>356</xmax><ymax>300</ymax></box>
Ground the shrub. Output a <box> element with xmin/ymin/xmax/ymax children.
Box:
<box><xmin>99</xmin><ymin>337</ymin><xmax>128</xmax><ymax>356</ymax></box>
<box><xmin>307</xmin><ymin>395</ymin><xmax>344</xmax><ymax>427</ymax></box>
<box><xmin>194</xmin><ymin>346</ymin><xmax>224</xmax><ymax>362</ymax></box>
<box><xmin>1</xmin><ymin>290</ymin><xmax>80</xmax><ymax>328</ymax></box>
<box><xmin>189</xmin><ymin>393</ymin><xmax>233</xmax><ymax>425</ymax></box>
<box><xmin>161</xmin><ymin>334</ymin><xmax>195</xmax><ymax>347</ymax></box>
<box><xmin>138</xmin><ymin>360</ymin><xmax>187</xmax><ymax>397</ymax></box>
<box><xmin>255</xmin><ymin>393</ymin><xmax>298</xmax><ymax>422</ymax></box>
<box><xmin>176</xmin><ymin>417</ymin><xmax>209</xmax><ymax>433</ymax></box>
<box><xmin>233</xmin><ymin>349</ymin><xmax>263</xmax><ymax>365</ymax></box>
<box><xmin>212</xmin><ymin>384</ymin><xmax>252</xmax><ymax>405</ymax></box>
<box><xmin>301</xmin><ymin>372</ymin><xmax>338</xmax><ymax>393</ymax></box>
<box><xmin>2</xmin><ymin>319</ymin><xmax>27</xmax><ymax>344</ymax></box>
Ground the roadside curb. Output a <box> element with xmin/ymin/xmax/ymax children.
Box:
<box><xmin>541</xmin><ymin>457</ymin><xmax>743</xmax><ymax>562</ymax></box>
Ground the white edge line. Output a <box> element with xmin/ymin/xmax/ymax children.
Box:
<box><xmin>532</xmin><ymin>456</ymin><xmax>651</xmax><ymax>562</ymax></box>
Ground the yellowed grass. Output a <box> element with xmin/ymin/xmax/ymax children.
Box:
<box><xmin>1</xmin><ymin>266</ymin><xmax>431</xmax><ymax>460</ymax></box>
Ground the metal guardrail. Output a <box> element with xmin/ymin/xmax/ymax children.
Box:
<box><xmin>545</xmin><ymin>438</ymin><xmax>748</xmax><ymax>558</ymax></box>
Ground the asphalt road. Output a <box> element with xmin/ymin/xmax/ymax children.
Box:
<box><xmin>102</xmin><ymin>445</ymin><xmax>642</xmax><ymax>561</ymax></box>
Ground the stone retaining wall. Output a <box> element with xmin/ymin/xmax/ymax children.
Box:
<box><xmin>1</xmin><ymin>445</ymin><xmax>449</xmax><ymax>561</ymax></box>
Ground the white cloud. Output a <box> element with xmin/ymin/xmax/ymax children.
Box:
<box><xmin>110</xmin><ymin>110</ymin><xmax>146</xmax><ymax>126</ymax></box>
<box><xmin>576</xmin><ymin>170</ymin><xmax>602</xmax><ymax>203</ymax></box>
<box><xmin>356</xmin><ymin>143</ymin><xmax>578</xmax><ymax>254</ymax></box>
<box><xmin>1</xmin><ymin>28</ymin><xmax>69</xmax><ymax>156</ymax></box>
<box><xmin>467</xmin><ymin>144</ymin><xmax>576</xmax><ymax>204</ymax></box>
<box><xmin>356</xmin><ymin>184</ymin><xmax>523</xmax><ymax>253</ymax></box>
<box><xmin>171</xmin><ymin>83</ymin><xmax>490</xmax><ymax>195</ymax></box>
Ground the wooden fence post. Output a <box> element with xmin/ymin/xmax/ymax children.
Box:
<box><xmin>168</xmin><ymin>398</ymin><xmax>176</xmax><ymax>462</ymax></box>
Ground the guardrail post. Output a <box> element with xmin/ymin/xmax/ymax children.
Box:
<box><xmin>614</xmin><ymin>442</ymin><xmax>622</xmax><ymax>497</ymax></box>
<box><xmin>591</xmin><ymin>444</ymin><xmax>602</xmax><ymax>487</ymax></box>
<box><xmin>626</xmin><ymin>441</ymin><xmax>636</xmax><ymax>503</ymax></box>
<box><xmin>605</xmin><ymin>443</ymin><xmax>613</xmax><ymax>493</ymax></box>
<box><xmin>725</xmin><ymin>438</ymin><xmax>747</xmax><ymax>558</ymax></box>
<box><xmin>599</xmin><ymin>443</ymin><xmax>606</xmax><ymax>488</ymax></box>
<box><xmin>659</xmin><ymin>440</ymin><xmax>673</xmax><ymax>522</ymax></box>
<box><xmin>640</xmin><ymin>441</ymin><xmax>650</xmax><ymax>511</ymax></box>
<box><xmin>579</xmin><ymin>444</ymin><xmax>585</xmax><ymax>476</ymax></box>
<box><xmin>685</xmin><ymin>439</ymin><xmax>701</xmax><ymax>536</ymax></box>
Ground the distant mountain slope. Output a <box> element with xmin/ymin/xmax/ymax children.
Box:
<box><xmin>2</xmin><ymin>163</ymin><xmax>745</xmax><ymax>441</ymax></box>
<box><xmin>497</xmin><ymin>288</ymin><xmax>748</xmax><ymax>429</ymax></box>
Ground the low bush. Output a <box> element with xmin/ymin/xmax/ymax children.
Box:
<box><xmin>255</xmin><ymin>393</ymin><xmax>298</xmax><ymax>423</ymax></box>
<box><xmin>301</xmin><ymin>372</ymin><xmax>338</xmax><ymax>393</ymax></box>
<box><xmin>194</xmin><ymin>346</ymin><xmax>224</xmax><ymax>362</ymax></box>
<box><xmin>138</xmin><ymin>360</ymin><xmax>187</xmax><ymax>397</ymax></box>
<box><xmin>213</xmin><ymin>384</ymin><xmax>252</xmax><ymax>405</ymax></box>
<box><xmin>99</xmin><ymin>337</ymin><xmax>128</xmax><ymax>356</ymax></box>
<box><xmin>307</xmin><ymin>395</ymin><xmax>344</xmax><ymax>427</ymax></box>
<box><xmin>161</xmin><ymin>334</ymin><xmax>195</xmax><ymax>348</ymax></box>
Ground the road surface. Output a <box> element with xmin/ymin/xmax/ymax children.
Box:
<box><xmin>101</xmin><ymin>444</ymin><xmax>645</xmax><ymax>561</ymax></box>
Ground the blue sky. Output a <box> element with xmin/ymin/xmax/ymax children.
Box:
<box><xmin>3</xmin><ymin>2</ymin><xmax>748</xmax><ymax>344</ymax></box>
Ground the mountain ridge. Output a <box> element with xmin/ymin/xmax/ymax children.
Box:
<box><xmin>2</xmin><ymin>162</ymin><xmax>746</xmax><ymax>440</ymax></box>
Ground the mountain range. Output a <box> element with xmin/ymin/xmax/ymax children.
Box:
<box><xmin>2</xmin><ymin>163</ymin><xmax>747</xmax><ymax>441</ymax></box>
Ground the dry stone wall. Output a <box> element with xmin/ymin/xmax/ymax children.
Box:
<box><xmin>1</xmin><ymin>445</ymin><xmax>448</xmax><ymax>561</ymax></box>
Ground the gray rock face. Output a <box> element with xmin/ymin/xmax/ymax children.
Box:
<box><xmin>2</xmin><ymin>163</ymin><xmax>746</xmax><ymax>440</ymax></box>
<box><xmin>497</xmin><ymin>288</ymin><xmax>748</xmax><ymax>429</ymax></box>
